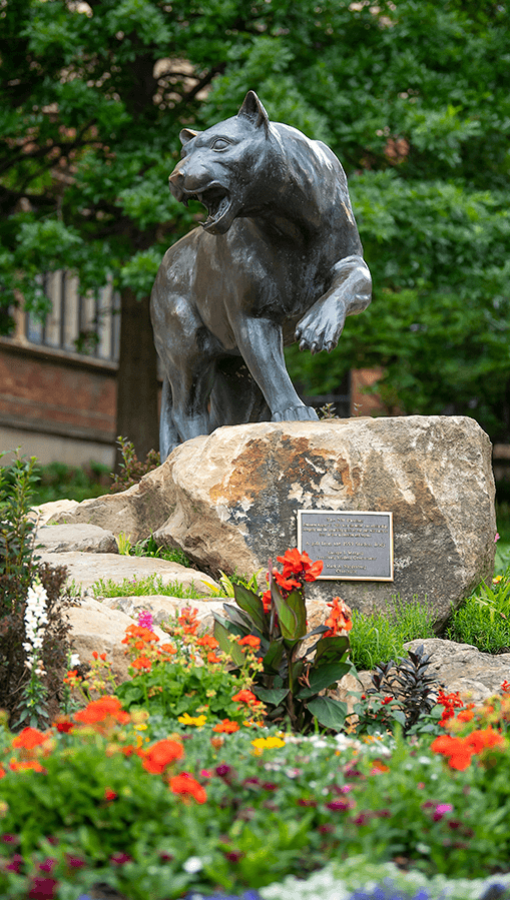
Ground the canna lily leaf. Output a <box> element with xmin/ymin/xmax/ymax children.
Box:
<box><xmin>284</xmin><ymin>588</ymin><xmax>307</xmax><ymax>639</ymax></box>
<box><xmin>307</xmin><ymin>696</ymin><xmax>347</xmax><ymax>731</ymax></box>
<box><xmin>313</xmin><ymin>635</ymin><xmax>350</xmax><ymax>666</ymax></box>
<box><xmin>262</xmin><ymin>639</ymin><xmax>285</xmax><ymax>674</ymax></box>
<box><xmin>253</xmin><ymin>686</ymin><xmax>289</xmax><ymax>707</ymax></box>
<box><xmin>297</xmin><ymin>661</ymin><xmax>352</xmax><ymax>698</ymax></box>
<box><xmin>234</xmin><ymin>583</ymin><xmax>266</xmax><ymax>634</ymax></box>
<box><xmin>212</xmin><ymin>616</ymin><xmax>246</xmax><ymax>666</ymax></box>
<box><xmin>271</xmin><ymin>580</ymin><xmax>298</xmax><ymax>640</ymax></box>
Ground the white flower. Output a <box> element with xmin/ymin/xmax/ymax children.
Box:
<box><xmin>418</xmin><ymin>756</ymin><xmax>432</xmax><ymax>765</ymax></box>
<box><xmin>70</xmin><ymin>653</ymin><xmax>81</xmax><ymax>667</ymax></box>
<box><xmin>183</xmin><ymin>856</ymin><xmax>203</xmax><ymax>874</ymax></box>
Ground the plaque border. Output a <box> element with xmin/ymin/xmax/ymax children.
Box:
<box><xmin>297</xmin><ymin>509</ymin><xmax>394</xmax><ymax>582</ymax></box>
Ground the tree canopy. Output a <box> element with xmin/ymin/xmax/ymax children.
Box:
<box><xmin>1</xmin><ymin>0</ymin><xmax>509</xmax><ymax>447</ymax></box>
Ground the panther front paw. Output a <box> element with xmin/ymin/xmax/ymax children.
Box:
<box><xmin>271</xmin><ymin>405</ymin><xmax>319</xmax><ymax>423</ymax></box>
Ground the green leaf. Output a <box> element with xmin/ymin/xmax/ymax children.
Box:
<box><xmin>212</xmin><ymin>617</ymin><xmax>245</xmax><ymax>666</ymax></box>
<box><xmin>313</xmin><ymin>635</ymin><xmax>350</xmax><ymax>666</ymax></box>
<box><xmin>284</xmin><ymin>588</ymin><xmax>307</xmax><ymax>639</ymax></box>
<box><xmin>307</xmin><ymin>696</ymin><xmax>347</xmax><ymax>731</ymax></box>
<box><xmin>253</xmin><ymin>686</ymin><xmax>289</xmax><ymax>707</ymax></box>
<box><xmin>391</xmin><ymin>709</ymin><xmax>407</xmax><ymax>726</ymax></box>
<box><xmin>270</xmin><ymin>581</ymin><xmax>298</xmax><ymax>640</ymax></box>
<box><xmin>234</xmin><ymin>583</ymin><xmax>266</xmax><ymax>634</ymax></box>
<box><xmin>262</xmin><ymin>639</ymin><xmax>285</xmax><ymax>674</ymax></box>
<box><xmin>300</xmin><ymin>661</ymin><xmax>352</xmax><ymax>696</ymax></box>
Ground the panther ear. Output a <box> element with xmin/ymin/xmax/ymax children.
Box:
<box><xmin>237</xmin><ymin>91</ymin><xmax>269</xmax><ymax>132</ymax></box>
<box><xmin>179</xmin><ymin>128</ymin><xmax>199</xmax><ymax>146</ymax></box>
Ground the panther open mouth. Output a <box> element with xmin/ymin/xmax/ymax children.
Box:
<box><xmin>183</xmin><ymin>183</ymin><xmax>233</xmax><ymax>234</ymax></box>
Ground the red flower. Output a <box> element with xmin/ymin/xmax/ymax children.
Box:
<box><xmin>104</xmin><ymin>787</ymin><xmax>117</xmax><ymax>802</ymax></box>
<box><xmin>169</xmin><ymin>772</ymin><xmax>207</xmax><ymax>804</ymax></box>
<box><xmin>74</xmin><ymin>696</ymin><xmax>131</xmax><ymax>726</ymax></box>
<box><xmin>142</xmin><ymin>739</ymin><xmax>184</xmax><ymax>774</ymax></box>
<box><xmin>273</xmin><ymin>570</ymin><xmax>301</xmax><ymax>592</ymax></box>
<box><xmin>53</xmin><ymin>716</ymin><xmax>74</xmax><ymax>734</ymax></box>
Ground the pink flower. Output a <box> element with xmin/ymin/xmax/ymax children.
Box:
<box><xmin>495</xmin><ymin>532</ymin><xmax>500</xmax><ymax>542</ymax></box>
<box><xmin>433</xmin><ymin>802</ymin><xmax>453</xmax><ymax>821</ymax></box>
<box><xmin>138</xmin><ymin>610</ymin><xmax>154</xmax><ymax>631</ymax></box>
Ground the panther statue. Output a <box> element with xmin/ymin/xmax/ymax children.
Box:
<box><xmin>151</xmin><ymin>91</ymin><xmax>371</xmax><ymax>459</ymax></box>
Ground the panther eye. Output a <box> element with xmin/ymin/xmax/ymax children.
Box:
<box><xmin>211</xmin><ymin>138</ymin><xmax>230</xmax><ymax>151</ymax></box>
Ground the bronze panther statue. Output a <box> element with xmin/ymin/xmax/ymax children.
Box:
<box><xmin>151</xmin><ymin>91</ymin><xmax>371</xmax><ymax>459</ymax></box>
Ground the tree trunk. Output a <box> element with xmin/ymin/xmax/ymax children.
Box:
<box><xmin>115</xmin><ymin>288</ymin><xmax>159</xmax><ymax>469</ymax></box>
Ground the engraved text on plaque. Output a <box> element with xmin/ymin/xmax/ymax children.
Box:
<box><xmin>297</xmin><ymin>510</ymin><xmax>393</xmax><ymax>581</ymax></box>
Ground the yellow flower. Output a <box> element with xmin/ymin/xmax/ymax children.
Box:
<box><xmin>178</xmin><ymin>713</ymin><xmax>207</xmax><ymax>727</ymax></box>
<box><xmin>134</xmin><ymin>723</ymin><xmax>148</xmax><ymax>731</ymax></box>
<box><xmin>251</xmin><ymin>736</ymin><xmax>286</xmax><ymax>755</ymax></box>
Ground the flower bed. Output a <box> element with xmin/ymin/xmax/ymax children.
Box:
<box><xmin>3</xmin><ymin>543</ymin><xmax>510</xmax><ymax>899</ymax></box>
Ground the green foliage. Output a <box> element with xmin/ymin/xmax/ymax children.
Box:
<box><xmin>110</xmin><ymin>436</ymin><xmax>160</xmax><ymax>494</ymax></box>
<box><xmin>29</xmin><ymin>461</ymin><xmax>111</xmax><ymax>506</ymax></box>
<box><xmin>349</xmin><ymin>595</ymin><xmax>436</xmax><ymax>671</ymax></box>
<box><xmin>446</xmin><ymin>568</ymin><xmax>510</xmax><ymax>654</ymax></box>
<box><xmin>92</xmin><ymin>574</ymin><xmax>205</xmax><ymax>600</ymax></box>
<box><xmin>116</xmin><ymin>532</ymin><xmax>192</xmax><ymax>567</ymax></box>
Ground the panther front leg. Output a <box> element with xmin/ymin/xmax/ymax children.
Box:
<box><xmin>232</xmin><ymin>315</ymin><xmax>318</xmax><ymax>422</ymax></box>
<box><xmin>295</xmin><ymin>255</ymin><xmax>372</xmax><ymax>354</ymax></box>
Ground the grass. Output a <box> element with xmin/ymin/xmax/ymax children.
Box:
<box><xmin>349</xmin><ymin>594</ymin><xmax>436</xmax><ymax>671</ymax></box>
<box><xmin>91</xmin><ymin>574</ymin><xmax>207</xmax><ymax>601</ymax></box>
<box><xmin>29</xmin><ymin>461</ymin><xmax>112</xmax><ymax>505</ymax></box>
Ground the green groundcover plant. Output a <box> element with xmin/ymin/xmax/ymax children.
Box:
<box><xmin>1</xmin><ymin>684</ymin><xmax>510</xmax><ymax>899</ymax></box>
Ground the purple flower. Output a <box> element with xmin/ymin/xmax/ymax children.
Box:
<box><xmin>216</xmin><ymin>764</ymin><xmax>232</xmax><ymax>778</ymax></box>
<box><xmin>39</xmin><ymin>858</ymin><xmax>57</xmax><ymax>873</ymax></box>
<box><xmin>6</xmin><ymin>853</ymin><xmax>24</xmax><ymax>873</ymax></box>
<box><xmin>66</xmin><ymin>854</ymin><xmax>86</xmax><ymax>868</ymax></box>
<box><xmin>110</xmin><ymin>852</ymin><xmax>132</xmax><ymax>865</ymax></box>
<box><xmin>28</xmin><ymin>877</ymin><xmax>58</xmax><ymax>900</ymax></box>
<box><xmin>1</xmin><ymin>833</ymin><xmax>18</xmax><ymax>844</ymax></box>
<box><xmin>325</xmin><ymin>799</ymin><xmax>352</xmax><ymax>811</ymax></box>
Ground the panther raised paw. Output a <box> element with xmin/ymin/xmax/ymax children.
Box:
<box><xmin>271</xmin><ymin>405</ymin><xmax>319</xmax><ymax>423</ymax></box>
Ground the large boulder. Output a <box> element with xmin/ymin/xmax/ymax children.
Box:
<box><xmin>36</xmin><ymin>524</ymin><xmax>118</xmax><ymax>554</ymax></box>
<box><xmin>403</xmin><ymin>638</ymin><xmax>510</xmax><ymax>703</ymax></box>
<box><xmin>152</xmin><ymin>417</ymin><xmax>495</xmax><ymax>627</ymax></box>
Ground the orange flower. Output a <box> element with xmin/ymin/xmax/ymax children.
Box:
<box><xmin>10</xmin><ymin>759</ymin><xmax>46</xmax><ymax>773</ymax></box>
<box><xmin>276</xmin><ymin>548</ymin><xmax>323</xmax><ymax>581</ymax></box>
<box><xmin>74</xmin><ymin>696</ymin><xmax>129</xmax><ymax>725</ymax></box>
<box><xmin>142</xmin><ymin>739</ymin><xmax>184</xmax><ymax>774</ymax></box>
<box><xmin>238</xmin><ymin>635</ymin><xmax>261</xmax><ymax>650</ymax></box>
<box><xmin>197</xmin><ymin>635</ymin><xmax>219</xmax><ymax>649</ymax></box>
<box><xmin>131</xmin><ymin>656</ymin><xmax>152</xmax><ymax>671</ymax></box>
<box><xmin>430</xmin><ymin>734</ymin><xmax>462</xmax><ymax>755</ymax></box>
<box><xmin>210</xmin><ymin>736</ymin><xmax>224</xmax><ymax>749</ymax></box>
<box><xmin>122</xmin><ymin>624</ymin><xmax>159</xmax><ymax>644</ymax></box>
<box><xmin>457</xmin><ymin>709</ymin><xmax>475</xmax><ymax>723</ymax></box>
<box><xmin>135</xmin><ymin>641</ymin><xmax>145</xmax><ymax>650</ymax></box>
<box><xmin>213</xmin><ymin>719</ymin><xmax>240</xmax><ymax>734</ymax></box>
<box><xmin>12</xmin><ymin>727</ymin><xmax>48</xmax><ymax>751</ymax></box>
<box><xmin>232</xmin><ymin>689</ymin><xmax>260</xmax><ymax>706</ymax></box>
<box><xmin>64</xmin><ymin>670</ymin><xmax>80</xmax><ymax>684</ymax></box>
<box><xmin>169</xmin><ymin>772</ymin><xmax>207</xmax><ymax>804</ymax></box>
<box><xmin>178</xmin><ymin>608</ymin><xmax>200</xmax><ymax>636</ymax></box>
<box><xmin>261</xmin><ymin>589</ymin><xmax>271</xmax><ymax>613</ymax></box>
<box><xmin>323</xmin><ymin>597</ymin><xmax>352</xmax><ymax>637</ymax></box>
<box><xmin>466</xmin><ymin>728</ymin><xmax>506</xmax><ymax>753</ymax></box>
<box><xmin>207</xmin><ymin>652</ymin><xmax>222</xmax><ymax>664</ymax></box>
<box><xmin>160</xmin><ymin>643</ymin><xmax>177</xmax><ymax>654</ymax></box>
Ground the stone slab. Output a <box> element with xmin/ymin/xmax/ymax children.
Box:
<box><xmin>36</xmin><ymin>524</ymin><xmax>118</xmax><ymax>554</ymax></box>
<box><xmin>152</xmin><ymin>417</ymin><xmax>495</xmax><ymax>627</ymax></box>
<box><xmin>38</xmin><ymin>551</ymin><xmax>219</xmax><ymax>595</ymax></box>
<box><xmin>100</xmin><ymin>595</ymin><xmax>225</xmax><ymax>633</ymax></box>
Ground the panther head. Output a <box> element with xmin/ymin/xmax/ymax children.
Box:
<box><xmin>168</xmin><ymin>91</ymin><xmax>272</xmax><ymax>235</ymax></box>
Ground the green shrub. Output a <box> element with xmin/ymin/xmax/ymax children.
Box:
<box><xmin>29</xmin><ymin>460</ymin><xmax>111</xmax><ymax>506</ymax></box>
<box><xmin>349</xmin><ymin>595</ymin><xmax>436</xmax><ymax>671</ymax></box>
<box><xmin>446</xmin><ymin>570</ymin><xmax>510</xmax><ymax>654</ymax></box>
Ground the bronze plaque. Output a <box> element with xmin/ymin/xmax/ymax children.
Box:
<box><xmin>297</xmin><ymin>510</ymin><xmax>394</xmax><ymax>581</ymax></box>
